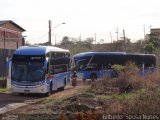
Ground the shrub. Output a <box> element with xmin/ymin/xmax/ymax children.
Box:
<box><xmin>126</xmin><ymin>89</ymin><xmax>160</xmax><ymax>114</ymax></box>
<box><xmin>112</xmin><ymin>64</ymin><xmax>125</xmax><ymax>77</ymax></box>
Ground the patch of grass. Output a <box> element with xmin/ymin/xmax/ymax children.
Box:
<box><xmin>0</xmin><ymin>88</ymin><xmax>11</xmax><ymax>93</ymax></box>
<box><xmin>42</xmin><ymin>97</ymin><xmax>66</xmax><ymax>104</ymax></box>
<box><xmin>96</xmin><ymin>92</ymin><xmax>136</xmax><ymax>101</ymax></box>
<box><xmin>0</xmin><ymin>77</ymin><xmax>5</xmax><ymax>80</ymax></box>
<box><xmin>112</xmin><ymin>93</ymin><xmax>135</xmax><ymax>101</ymax></box>
<box><xmin>78</xmin><ymin>91</ymin><xmax>96</xmax><ymax>98</ymax></box>
<box><xmin>42</xmin><ymin>92</ymin><xmax>95</xmax><ymax>104</ymax></box>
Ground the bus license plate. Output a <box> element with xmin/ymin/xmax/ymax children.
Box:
<box><xmin>24</xmin><ymin>90</ymin><xmax>30</xmax><ymax>93</ymax></box>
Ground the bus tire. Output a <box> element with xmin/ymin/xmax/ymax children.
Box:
<box><xmin>90</xmin><ymin>73</ymin><xmax>97</xmax><ymax>82</ymax></box>
<box><xmin>59</xmin><ymin>79</ymin><xmax>66</xmax><ymax>91</ymax></box>
<box><xmin>46</xmin><ymin>83</ymin><xmax>52</xmax><ymax>97</ymax></box>
<box><xmin>12</xmin><ymin>92</ymin><xmax>18</xmax><ymax>96</ymax></box>
<box><xmin>64</xmin><ymin>79</ymin><xmax>67</xmax><ymax>86</ymax></box>
<box><xmin>59</xmin><ymin>86</ymin><xmax>64</xmax><ymax>91</ymax></box>
<box><xmin>19</xmin><ymin>93</ymin><xmax>25</xmax><ymax>96</ymax></box>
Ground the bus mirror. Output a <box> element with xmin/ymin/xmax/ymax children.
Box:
<box><xmin>46</xmin><ymin>74</ymin><xmax>54</xmax><ymax>79</ymax></box>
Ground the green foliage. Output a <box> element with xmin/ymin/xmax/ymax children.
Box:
<box><xmin>123</xmin><ymin>62</ymin><xmax>139</xmax><ymax>75</ymax></box>
<box><xmin>0</xmin><ymin>88</ymin><xmax>11</xmax><ymax>93</ymax></box>
<box><xmin>144</xmin><ymin>42</ymin><xmax>154</xmax><ymax>53</ymax></box>
<box><xmin>112</xmin><ymin>64</ymin><xmax>125</xmax><ymax>75</ymax></box>
<box><xmin>144</xmin><ymin>33</ymin><xmax>160</xmax><ymax>53</ymax></box>
<box><xmin>148</xmin><ymin>33</ymin><xmax>160</xmax><ymax>47</ymax></box>
<box><xmin>61</xmin><ymin>36</ymin><xmax>74</xmax><ymax>46</ymax></box>
<box><xmin>42</xmin><ymin>97</ymin><xmax>67</xmax><ymax>104</ymax></box>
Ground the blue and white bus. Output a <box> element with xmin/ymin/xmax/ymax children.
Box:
<box><xmin>73</xmin><ymin>52</ymin><xmax>156</xmax><ymax>81</ymax></box>
<box><xmin>11</xmin><ymin>45</ymin><xmax>71</xmax><ymax>96</ymax></box>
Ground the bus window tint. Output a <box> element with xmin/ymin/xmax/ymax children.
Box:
<box><xmin>49</xmin><ymin>56</ymin><xmax>70</xmax><ymax>74</ymax></box>
<box><xmin>74</xmin><ymin>56</ymin><xmax>92</xmax><ymax>70</ymax></box>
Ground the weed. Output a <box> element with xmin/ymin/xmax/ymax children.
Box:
<box><xmin>0</xmin><ymin>88</ymin><xmax>11</xmax><ymax>93</ymax></box>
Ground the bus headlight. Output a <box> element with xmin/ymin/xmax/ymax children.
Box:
<box><xmin>34</xmin><ymin>81</ymin><xmax>45</xmax><ymax>87</ymax></box>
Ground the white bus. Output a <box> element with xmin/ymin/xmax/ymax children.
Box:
<box><xmin>11</xmin><ymin>45</ymin><xmax>71</xmax><ymax>96</ymax></box>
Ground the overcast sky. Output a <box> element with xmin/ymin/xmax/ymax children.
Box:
<box><xmin>1</xmin><ymin>0</ymin><xmax>160</xmax><ymax>44</ymax></box>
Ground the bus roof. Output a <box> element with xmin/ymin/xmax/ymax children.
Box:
<box><xmin>126</xmin><ymin>53</ymin><xmax>155</xmax><ymax>56</ymax></box>
<box><xmin>73</xmin><ymin>52</ymin><xmax>126</xmax><ymax>58</ymax></box>
<box><xmin>14</xmin><ymin>45</ymin><xmax>69</xmax><ymax>55</ymax></box>
<box><xmin>74</xmin><ymin>52</ymin><xmax>156</xmax><ymax>58</ymax></box>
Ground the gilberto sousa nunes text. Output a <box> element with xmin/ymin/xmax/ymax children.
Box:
<box><xmin>102</xmin><ymin>114</ymin><xmax>160</xmax><ymax>120</ymax></box>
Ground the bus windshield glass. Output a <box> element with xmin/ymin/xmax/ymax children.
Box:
<box><xmin>11</xmin><ymin>55</ymin><xmax>45</xmax><ymax>82</ymax></box>
<box><xmin>74</xmin><ymin>56</ymin><xmax>92</xmax><ymax>70</ymax></box>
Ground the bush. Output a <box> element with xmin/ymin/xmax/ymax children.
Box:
<box><xmin>111</xmin><ymin>64</ymin><xmax>125</xmax><ymax>77</ymax></box>
<box><xmin>126</xmin><ymin>89</ymin><xmax>160</xmax><ymax>114</ymax></box>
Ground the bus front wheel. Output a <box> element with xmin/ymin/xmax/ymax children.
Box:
<box><xmin>46</xmin><ymin>83</ymin><xmax>52</xmax><ymax>97</ymax></box>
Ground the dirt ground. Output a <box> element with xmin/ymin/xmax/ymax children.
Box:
<box><xmin>0</xmin><ymin>93</ymin><xmax>44</xmax><ymax>108</ymax></box>
<box><xmin>3</xmin><ymin>81</ymin><xmax>90</xmax><ymax>115</ymax></box>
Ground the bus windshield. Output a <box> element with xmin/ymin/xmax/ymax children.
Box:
<box><xmin>11</xmin><ymin>55</ymin><xmax>45</xmax><ymax>82</ymax></box>
<box><xmin>74</xmin><ymin>56</ymin><xmax>92</xmax><ymax>70</ymax></box>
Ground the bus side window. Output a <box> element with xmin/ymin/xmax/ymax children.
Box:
<box><xmin>49</xmin><ymin>66</ymin><xmax>54</xmax><ymax>75</ymax></box>
<box><xmin>108</xmin><ymin>64</ymin><xmax>112</xmax><ymax>69</ymax></box>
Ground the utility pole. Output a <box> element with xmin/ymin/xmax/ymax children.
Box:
<box><xmin>79</xmin><ymin>34</ymin><xmax>81</xmax><ymax>41</ymax></box>
<box><xmin>48</xmin><ymin>20</ymin><xmax>51</xmax><ymax>45</ymax></box>
<box><xmin>143</xmin><ymin>25</ymin><xmax>146</xmax><ymax>41</ymax></box>
<box><xmin>116</xmin><ymin>28</ymin><xmax>118</xmax><ymax>42</ymax></box>
<box><xmin>94</xmin><ymin>33</ymin><xmax>96</xmax><ymax>44</ymax></box>
<box><xmin>123</xmin><ymin>29</ymin><xmax>126</xmax><ymax>51</ymax></box>
<box><xmin>110</xmin><ymin>32</ymin><xmax>113</xmax><ymax>43</ymax></box>
<box><xmin>149</xmin><ymin>25</ymin><xmax>152</xmax><ymax>33</ymax></box>
<box><xmin>4</xmin><ymin>30</ymin><xmax>5</xmax><ymax>49</ymax></box>
<box><xmin>55</xmin><ymin>35</ymin><xmax>57</xmax><ymax>45</ymax></box>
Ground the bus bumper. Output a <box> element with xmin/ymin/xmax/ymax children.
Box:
<box><xmin>11</xmin><ymin>84</ymin><xmax>49</xmax><ymax>94</ymax></box>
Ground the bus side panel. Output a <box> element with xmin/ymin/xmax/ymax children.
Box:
<box><xmin>51</xmin><ymin>72</ymin><xmax>69</xmax><ymax>89</ymax></box>
<box><xmin>101</xmin><ymin>69</ymin><xmax>114</xmax><ymax>78</ymax></box>
<box><xmin>78</xmin><ymin>70</ymin><xmax>101</xmax><ymax>80</ymax></box>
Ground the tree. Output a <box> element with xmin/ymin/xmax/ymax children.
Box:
<box><xmin>98</xmin><ymin>39</ymin><xmax>104</xmax><ymax>44</ymax></box>
<box><xmin>82</xmin><ymin>37</ymin><xmax>94</xmax><ymax>49</ymax></box>
<box><xmin>37</xmin><ymin>42</ymin><xmax>51</xmax><ymax>46</ymax></box>
<box><xmin>144</xmin><ymin>42</ymin><xmax>154</xmax><ymax>54</ymax></box>
<box><xmin>144</xmin><ymin>33</ymin><xmax>159</xmax><ymax>53</ymax></box>
<box><xmin>60</xmin><ymin>36</ymin><xmax>74</xmax><ymax>46</ymax></box>
<box><xmin>148</xmin><ymin>33</ymin><xmax>160</xmax><ymax>47</ymax></box>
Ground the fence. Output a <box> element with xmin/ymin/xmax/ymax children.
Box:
<box><xmin>0</xmin><ymin>49</ymin><xmax>15</xmax><ymax>78</ymax></box>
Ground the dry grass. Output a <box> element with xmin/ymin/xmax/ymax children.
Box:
<box><xmin>50</xmin><ymin>66</ymin><xmax>160</xmax><ymax>119</ymax></box>
<box><xmin>89</xmin><ymin>63</ymin><xmax>160</xmax><ymax>115</ymax></box>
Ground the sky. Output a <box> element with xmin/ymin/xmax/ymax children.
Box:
<box><xmin>1</xmin><ymin>0</ymin><xmax>160</xmax><ymax>44</ymax></box>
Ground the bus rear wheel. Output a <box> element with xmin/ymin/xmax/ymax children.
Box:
<box><xmin>58</xmin><ymin>86</ymin><xmax>64</xmax><ymax>91</ymax></box>
<box><xmin>90</xmin><ymin>73</ymin><xmax>97</xmax><ymax>82</ymax></box>
<box><xmin>58</xmin><ymin>79</ymin><xmax>66</xmax><ymax>91</ymax></box>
